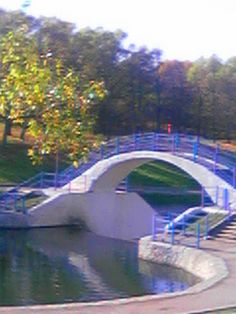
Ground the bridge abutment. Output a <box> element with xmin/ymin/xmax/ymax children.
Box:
<box><xmin>29</xmin><ymin>191</ymin><xmax>155</xmax><ymax>240</ymax></box>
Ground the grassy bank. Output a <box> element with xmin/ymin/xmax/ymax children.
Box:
<box><xmin>128</xmin><ymin>161</ymin><xmax>200</xmax><ymax>189</ymax></box>
<box><xmin>141</xmin><ymin>192</ymin><xmax>201</xmax><ymax>207</ymax></box>
<box><xmin>0</xmin><ymin>143</ymin><xmax>55</xmax><ymax>185</ymax></box>
<box><xmin>128</xmin><ymin>161</ymin><xmax>201</xmax><ymax>206</ymax></box>
<box><xmin>0</xmin><ymin>125</ymin><xmax>69</xmax><ymax>185</ymax></box>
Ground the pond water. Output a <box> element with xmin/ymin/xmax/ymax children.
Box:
<box><xmin>0</xmin><ymin>226</ymin><xmax>199</xmax><ymax>306</ymax></box>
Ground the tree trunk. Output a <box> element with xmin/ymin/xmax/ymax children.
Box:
<box><xmin>54</xmin><ymin>148</ymin><xmax>59</xmax><ymax>188</ymax></box>
<box><xmin>6</xmin><ymin>119</ymin><xmax>12</xmax><ymax>136</ymax></box>
<box><xmin>2</xmin><ymin>117</ymin><xmax>11</xmax><ymax>146</ymax></box>
<box><xmin>155</xmin><ymin>77</ymin><xmax>161</xmax><ymax>131</ymax></box>
<box><xmin>20</xmin><ymin>121</ymin><xmax>28</xmax><ymax>142</ymax></box>
<box><xmin>197</xmin><ymin>96</ymin><xmax>203</xmax><ymax>136</ymax></box>
<box><xmin>131</xmin><ymin>89</ymin><xmax>137</xmax><ymax>134</ymax></box>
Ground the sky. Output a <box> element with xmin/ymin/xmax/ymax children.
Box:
<box><xmin>0</xmin><ymin>0</ymin><xmax>236</xmax><ymax>61</ymax></box>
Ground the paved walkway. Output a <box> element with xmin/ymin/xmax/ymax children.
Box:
<box><xmin>1</xmin><ymin>237</ymin><xmax>236</xmax><ymax>314</ymax></box>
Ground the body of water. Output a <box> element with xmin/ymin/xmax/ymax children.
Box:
<box><xmin>0</xmin><ymin>227</ymin><xmax>199</xmax><ymax>306</ymax></box>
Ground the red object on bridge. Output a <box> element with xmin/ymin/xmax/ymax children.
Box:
<box><xmin>167</xmin><ymin>123</ymin><xmax>172</xmax><ymax>134</ymax></box>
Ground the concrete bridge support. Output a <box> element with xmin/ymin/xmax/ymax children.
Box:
<box><xmin>28</xmin><ymin>191</ymin><xmax>155</xmax><ymax>240</ymax></box>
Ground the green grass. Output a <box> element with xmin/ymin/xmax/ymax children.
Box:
<box><xmin>185</xmin><ymin>212</ymin><xmax>226</xmax><ymax>234</ymax></box>
<box><xmin>141</xmin><ymin>193</ymin><xmax>201</xmax><ymax>206</ymax></box>
<box><xmin>0</xmin><ymin>143</ymin><xmax>68</xmax><ymax>185</ymax></box>
<box><xmin>128</xmin><ymin>161</ymin><xmax>200</xmax><ymax>189</ymax></box>
<box><xmin>25</xmin><ymin>194</ymin><xmax>48</xmax><ymax>209</ymax></box>
<box><xmin>128</xmin><ymin>161</ymin><xmax>201</xmax><ymax>207</ymax></box>
<box><xmin>0</xmin><ymin>123</ymin><xmax>72</xmax><ymax>185</ymax></box>
<box><xmin>5</xmin><ymin>194</ymin><xmax>48</xmax><ymax>212</ymax></box>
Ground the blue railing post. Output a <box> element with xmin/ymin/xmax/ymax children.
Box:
<box><xmin>182</xmin><ymin>214</ymin><xmax>186</xmax><ymax>235</ymax></box>
<box><xmin>152</xmin><ymin>132</ymin><xmax>156</xmax><ymax>151</ymax></box>
<box><xmin>204</xmin><ymin>215</ymin><xmax>209</xmax><ymax>239</ymax></box>
<box><xmin>134</xmin><ymin>133</ymin><xmax>138</xmax><ymax>150</ymax></box>
<box><xmin>223</xmin><ymin>188</ymin><xmax>229</xmax><ymax>211</ymax></box>
<box><xmin>172</xmin><ymin>134</ymin><xmax>175</xmax><ymax>154</ymax></box>
<box><xmin>193</xmin><ymin>141</ymin><xmax>198</xmax><ymax>162</ymax></box>
<box><xmin>54</xmin><ymin>173</ymin><xmax>58</xmax><ymax>189</ymax></box>
<box><xmin>229</xmin><ymin>203</ymin><xmax>232</xmax><ymax>217</ymax></box>
<box><xmin>214</xmin><ymin>144</ymin><xmax>219</xmax><ymax>173</ymax></box>
<box><xmin>233</xmin><ymin>167</ymin><xmax>236</xmax><ymax>189</ymax></box>
<box><xmin>4</xmin><ymin>196</ymin><xmax>7</xmax><ymax>210</ymax></box>
<box><xmin>72</xmin><ymin>166</ymin><xmax>76</xmax><ymax>179</ymax></box>
<box><xmin>14</xmin><ymin>193</ymin><xmax>17</xmax><ymax>212</ymax></box>
<box><xmin>175</xmin><ymin>133</ymin><xmax>180</xmax><ymax>149</ymax></box>
<box><xmin>152</xmin><ymin>214</ymin><xmax>157</xmax><ymax>241</ymax></box>
<box><xmin>170</xmin><ymin>222</ymin><xmax>175</xmax><ymax>245</ymax></box>
<box><xmin>156</xmin><ymin>133</ymin><xmax>159</xmax><ymax>151</ymax></box>
<box><xmin>40</xmin><ymin>172</ymin><xmax>44</xmax><ymax>189</ymax></box>
<box><xmin>196</xmin><ymin>223</ymin><xmax>200</xmax><ymax>249</ymax></box>
<box><xmin>100</xmin><ymin>144</ymin><xmax>104</xmax><ymax>159</ymax></box>
<box><xmin>116</xmin><ymin>137</ymin><xmax>120</xmax><ymax>154</ymax></box>
<box><xmin>22</xmin><ymin>195</ymin><xmax>26</xmax><ymax>214</ymax></box>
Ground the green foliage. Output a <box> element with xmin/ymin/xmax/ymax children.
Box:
<box><xmin>0</xmin><ymin>25</ymin><xmax>106</xmax><ymax>165</ymax></box>
<box><xmin>26</xmin><ymin>57</ymin><xmax>106</xmax><ymax>165</ymax></box>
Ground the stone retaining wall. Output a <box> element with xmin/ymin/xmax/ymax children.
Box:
<box><xmin>139</xmin><ymin>236</ymin><xmax>228</xmax><ymax>293</ymax></box>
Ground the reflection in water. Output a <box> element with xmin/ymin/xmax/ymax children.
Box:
<box><xmin>0</xmin><ymin>227</ymin><xmax>199</xmax><ymax>305</ymax></box>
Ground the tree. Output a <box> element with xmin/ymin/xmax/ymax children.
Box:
<box><xmin>157</xmin><ymin>60</ymin><xmax>192</xmax><ymax>132</ymax></box>
<box><xmin>0</xmin><ymin>8</ymin><xmax>38</xmax><ymax>36</ymax></box>
<box><xmin>106</xmin><ymin>47</ymin><xmax>161</xmax><ymax>134</ymax></box>
<box><xmin>28</xmin><ymin>58</ymin><xmax>106</xmax><ymax>169</ymax></box>
<box><xmin>187</xmin><ymin>56</ymin><xmax>223</xmax><ymax>138</ymax></box>
<box><xmin>35</xmin><ymin>16</ymin><xmax>75</xmax><ymax>62</ymax></box>
<box><xmin>69</xmin><ymin>28</ymin><xmax>128</xmax><ymax>135</ymax></box>
<box><xmin>0</xmin><ymin>27</ymin><xmax>39</xmax><ymax>145</ymax></box>
<box><xmin>215</xmin><ymin>57</ymin><xmax>236</xmax><ymax>140</ymax></box>
<box><xmin>0</xmin><ymin>28</ymin><xmax>106</xmax><ymax>167</ymax></box>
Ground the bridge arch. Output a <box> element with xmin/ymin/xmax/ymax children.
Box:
<box><xmin>31</xmin><ymin>149</ymin><xmax>236</xmax><ymax>240</ymax></box>
<box><xmin>76</xmin><ymin>151</ymin><xmax>234</xmax><ymax>206</ymax></box>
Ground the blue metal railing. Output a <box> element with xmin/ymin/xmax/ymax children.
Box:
<box><xmin>151</xmin><ymin>192</ymin><xmax>233</xmax><ymax>249</ymax></box>
<box><xmin>152</xmin><ymin>212</ymin><xmax>203</xmax><ymax>248</ymax></box>
<box><xmin>1</xmin><ymin>132</ymin><xmax>236</xmax><ymax>214</ymax></box>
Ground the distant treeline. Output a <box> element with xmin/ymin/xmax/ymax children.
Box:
<box><xmin>0</xmin><ymin>8</ymin><xmax>236</xmax><ymax>140</ymax></box>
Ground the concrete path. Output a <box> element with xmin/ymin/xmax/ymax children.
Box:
<box><xmin>1</xmin><ymin>237</ymin><xmax>236</xmax><ymax>314</ymax></box>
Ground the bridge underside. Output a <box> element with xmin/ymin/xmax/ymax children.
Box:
<box><xmin>71</xmin><ymin>151</ymin><xmax>235</xmax><ymax>207</ymax></box>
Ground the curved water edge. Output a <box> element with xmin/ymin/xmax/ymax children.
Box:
<box><xmin>0</xmin><ymin>228</ymin><xmax>200</xmax><ymax>307</ymax></box>
<box><xmin>138</xmin><ymin>236</ymin><xmax>229</xmax><ymax>294</ymax></box>
<box><xmin>0</xmin><ymin>236</ymin><xmax>229</xmax><ymax>314</ymax></box>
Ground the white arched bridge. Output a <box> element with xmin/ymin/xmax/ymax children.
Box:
<box><xmin>1</xmin><ymin>133</ymin><xmax>236</xmax><ymax>244</ymax></box>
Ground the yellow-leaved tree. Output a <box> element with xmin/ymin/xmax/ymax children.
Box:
<box><xmin>0</xmin><ymin>27</ymin><xmax>106</xmax><ymax>172</ymax></box>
